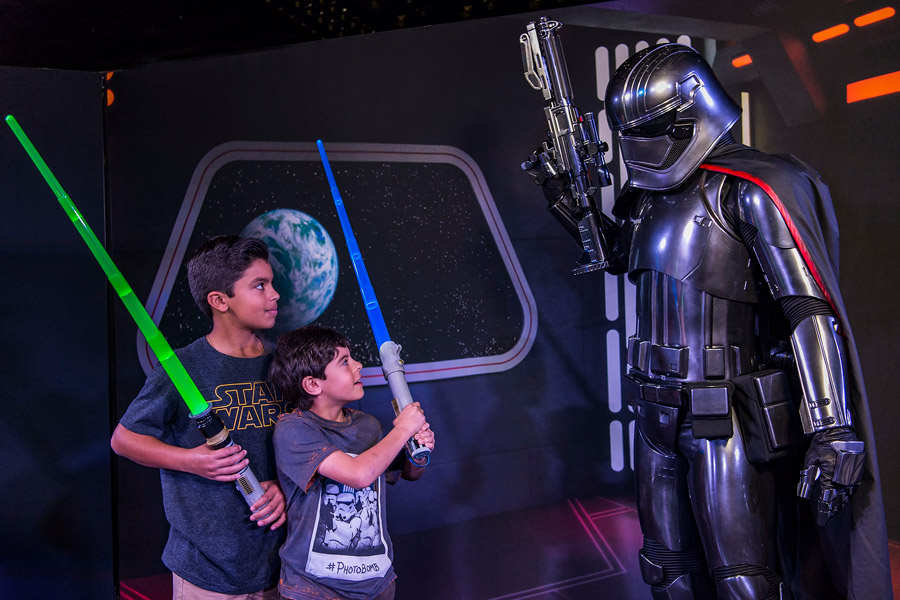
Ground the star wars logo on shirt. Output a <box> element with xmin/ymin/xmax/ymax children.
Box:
<box><xmin>306</xmin><ymin>470</ymin><xmax>391</xmax><ymax>581</ymax></box>
<box><xmin>211</xmin><ymin>380</ymin><xmax>283</xmax><ymax>431</ymax></box>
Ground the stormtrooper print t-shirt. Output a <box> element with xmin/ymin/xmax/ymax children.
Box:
<box><xmin>274</xmin><ymin>409</ymin><xmax>397</xmax><ymax>600</ymax></box>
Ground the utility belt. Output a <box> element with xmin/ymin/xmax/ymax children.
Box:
<box><xmin>624</xmin><ymin>369</ymin><xmax>804</xmax><ymax>463</ymax></box>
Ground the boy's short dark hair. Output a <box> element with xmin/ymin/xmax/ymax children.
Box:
<box><xmin>186</xmin><ymin>235</ymin><xmax>270</xmax><ymax>318</ymax></box>
<box><xmin>269</xmin><ymin>325</ymin><xmax>351</xmax><ymax>411</ymax></box>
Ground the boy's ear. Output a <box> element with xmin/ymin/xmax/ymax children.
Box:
<box><xmin>207</xmin><ymin>291</ymin><xmax>229</xmax><ymax>314</ymax></box>
<box><xmin>301</xmin><ymin>375</ymin><xmax>322</xmax><ymax>397</ymax></box>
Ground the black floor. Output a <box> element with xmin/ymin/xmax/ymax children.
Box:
<box><xmin>119</xmin><ymin>495</ymin><xmax>900</xmax><ymax>599</ymax></box>
<box><xmin>120</xmin><ymin>495</ymin><xmax>646</xmax><ymax>600</ymax></box>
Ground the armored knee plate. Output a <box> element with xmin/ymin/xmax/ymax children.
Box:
<box><xmin>650</xmin><ymin>573</ymin><xmax>708</xmax><ymax>600</ymax></box>
<box><xmin>712</xmin><ymin>565</ymin><xmax>783</xmax><ymax>600</ymax></box>
<box><xmin>639</xmin><ymin>540</ymin><xmax>714</xmax><ymax>600</ymax></box>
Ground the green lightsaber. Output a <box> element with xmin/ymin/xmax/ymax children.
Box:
<box><xmin>6</xmin><ymin>114</ymin><xmax>207</xmax><ymax>414</ymax></box>
<box><xmin>6</xmin><ymin>114</ymin><xmax>266</xmax><ymax>506</ymax></box>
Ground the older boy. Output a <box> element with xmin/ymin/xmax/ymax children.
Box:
<box><xmin>269</xmin><ymin>325</ymin><xmax>435</xmax><ymax>600</ymax></box>
<box><xmin>111</xmin><ymin>236</ymin><xmax>288</xmax><ymax>599</ymax></box>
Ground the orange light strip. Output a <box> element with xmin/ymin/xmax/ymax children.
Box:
<box><xmin>847</xmin><ymin>70</ymin><xmax>900</xmax><ymax>103</ymax></box>
<box><xmin>812</xmin><ymin>23</ymin><xmax>850</xmax><ymax>42</ymax></box>
<box><xmin>855</xmin><ymin>7</ymin><xmax>895</xmax><ymax>26</ymax></box>
<box><xmin>731</xmin><ymin>54</ymin><xmax>753</xmax><ymax>68</ymax></box>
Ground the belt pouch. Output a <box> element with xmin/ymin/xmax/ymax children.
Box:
<box><xmin>732</xmin><ymin>369</ymin><xmax>804</xmax><ymax>463</ymax></box>
<box><xmin>624</xmin><ymin>375</ymin><xmax>684</xmax><ymax>449</ymax></box>
<box><xmin>688</xmin><ymin>382</ymin><xmax>734</xmax><ymax>439</ymax></box>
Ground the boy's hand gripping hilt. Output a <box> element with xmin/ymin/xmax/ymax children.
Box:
<box><xmin>192</xmin><ymin>406</ymin><xmax>266</xmax><ymax>507</ymax></box>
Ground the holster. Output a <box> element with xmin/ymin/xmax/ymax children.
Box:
<box><xmin>624</xmin><ymin>375</ymin><xmax>734</xmax><ymax>441</ymax></box>
<box><xmin>732</xmin><ymin>369</ymin><xmax>805</xmax><ymax>463</ymax></box>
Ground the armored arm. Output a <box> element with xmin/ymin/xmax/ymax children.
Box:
<box><xmin>731</xmin><ymin>180</ymin><xmax>865</xmax><ymax>524</ymax></box>
<box><xmin>520</xmin><ymin>17</ymin><xmax>616</xmax><ymax>275</ymax></box>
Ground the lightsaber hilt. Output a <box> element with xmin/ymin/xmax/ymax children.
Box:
<box><xmin>192</xmin><ymin>406</ymin><xmax>266</xmax><ymax>506</ymax></box>
<box><xmin>317</xmin><ymin>140</ymin><xmax>430</xmax><ymax>464</ymax></box>
<box><xmin>6</xmin><ymin>114</ymin><xmax>266</xmax><ymax>508</ymax></box>
<box><xmin>380</xmin><ymin>341</ymin><xmax>431</xmax><ymax>461</ymax></box>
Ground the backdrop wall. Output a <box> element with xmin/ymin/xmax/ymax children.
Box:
<box><xmin>0</xmin><ymin>67</ymin><xmax>112</xmax><ymax>599</ymax></box>
<box><xmin>2</xmin><ymin>5</ymin><xmax>897</xmax><ymax>598</ymax></box>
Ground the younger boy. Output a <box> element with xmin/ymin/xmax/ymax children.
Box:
<box><xmin>268</xmin><ymin>325</ymin><xmax>435</xmax><ymax>600</ymax></box>
<box><xmin>111</xmin><ymin>235</ymin><xmax>288</xmax><ymax>599</ymax></box>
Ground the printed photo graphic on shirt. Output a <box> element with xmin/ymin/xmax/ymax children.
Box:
<box><xmin>306</xmin><ymin>474</ymin><xmax>390</xmax><ymax>581</ymax></box>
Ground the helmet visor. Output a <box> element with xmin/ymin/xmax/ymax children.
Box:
<box><xmin>618</xmin><ymin>134</ymin><xmax>674</xmax><ymax>168</ymax></box>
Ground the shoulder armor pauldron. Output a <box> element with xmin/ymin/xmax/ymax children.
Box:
<box><xmin>730</xmin><ymin>180</ymin><xmax>825</xmax><ymax>301</ymax></box>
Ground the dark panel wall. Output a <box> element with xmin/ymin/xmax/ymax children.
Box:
<box><xmin>0</xmin><ymin>67</ymin><xmax>112</xmax><ymax>599</ymax></box>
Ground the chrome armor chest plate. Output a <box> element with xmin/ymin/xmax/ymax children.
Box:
<box><xmin>624</xmin><ymin>172</ymin><xmax>763</xmax><ymax>382</ymax></box>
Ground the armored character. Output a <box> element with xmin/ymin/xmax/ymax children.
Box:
<box><xmin>527</xmin><ymin>42</ymin><xmax>891</xmax><ymax>599</ymax></box>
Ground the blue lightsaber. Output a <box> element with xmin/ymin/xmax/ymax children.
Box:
<box><xmin>317</xmin><ymin>140</ymin><xmax>430</xmax><ymax>462</ymax></box>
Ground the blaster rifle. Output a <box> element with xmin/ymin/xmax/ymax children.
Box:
<box><xmin>520</xmin><ymin>16</ymin><xmax>614</xmax><ymax>275</ymax></box>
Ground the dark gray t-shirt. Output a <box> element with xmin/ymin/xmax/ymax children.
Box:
<box><xmin>274</xmin><ymin>409</ymin><xmax>397</xmax><ymax>600</ymax></box>
<box><xmin>120</xmin><ymin>336</ymin><xmax>287</xmax><ymax>594</ymax></box>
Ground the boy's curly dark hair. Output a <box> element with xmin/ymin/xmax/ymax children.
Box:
<box><xmin>269</xmin><ymin>325</ymin><xmax>351</xmax><ymax>411</ymax></box>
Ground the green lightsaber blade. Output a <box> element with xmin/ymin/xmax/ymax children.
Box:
<box><xmin>6</xmin><ymin>115</ymin><xmax>209</xmax><ymax>416</ymax></box>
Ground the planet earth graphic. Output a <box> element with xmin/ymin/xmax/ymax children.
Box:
<box><xmin>241</xmin><ymin>209</ymin><xmax>338</xmax><ymax>335</ymax></box>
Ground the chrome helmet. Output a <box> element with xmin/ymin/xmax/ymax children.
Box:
<box><xmin>605</xmin><ymin>43</ymin><xmax>740</xmax><ymax>191</ymax></box>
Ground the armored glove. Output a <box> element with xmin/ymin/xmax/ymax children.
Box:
<box><xmin>523</xmin><ymin>148</ymin><xmax>626</xmax><ymax>275</ymax></box>
<box><xmin>797</xmin><ymin>426</ymin><xmax>865</xmax><ymax>525</ymax></box>
<box><xmin>522</xmin><ymin>149</ymin><xmax>582</xmax><ymax>236</ymax></box>
<box><xmin>523</xmin><ymin>149</ymin><xmax>568</xmax><ymax>198</ymax></box>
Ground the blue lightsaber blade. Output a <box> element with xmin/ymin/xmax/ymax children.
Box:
<box><xmin>317</xmin><ymin>140</ymin><xmax>430</xmax><ymax>462</ymax></box>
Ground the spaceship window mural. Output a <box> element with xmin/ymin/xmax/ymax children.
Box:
<box><xmin>140</xmin><ymin>143</ymin><xmax>537</xmax><ymax>383</ymax></box>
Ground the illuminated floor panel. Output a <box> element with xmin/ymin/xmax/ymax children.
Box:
<box><xmin>391</xmin><ymin>496</ymin><xmax>645</xmax><ymax>600</ymax></box>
